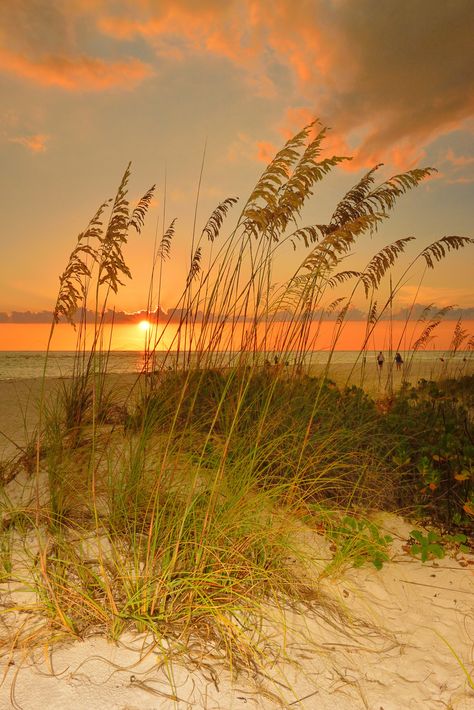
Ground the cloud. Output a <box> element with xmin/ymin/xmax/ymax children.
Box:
<box><xmin>0</xmin><ymin>47</ymin><xmax>153</xmax><ymax>91</ymax></box>
<box><xmin>0</xmin><ymin>1</ymin><xmax>153</xmax><ymax>91</ymax></box>
<box><xmin>1</xmin><ymin>1</ymin><xmax>473</xmax><ymax>168</ymax></box>
<box><xmin>9</xmin><ymin>133</ymin><xmax>49</xmax><ymax>153</ymax></box>
<box><xmin>226</xmin><ymin>133</ymin><xmax>279</xmax><ymax>165</ymax></box>
<box><xmin>272</xmin><ymin>1</ymin><xmax>474</xmax><ymax>169</ymax></box>
<box><xmin>256</xmin><ymin>140</ymin><xmax>277</xmax><ymax>164</ymax></box>
<box><xmin>312</xmin><ymin>0</ymin><xmax>474</xmax><ymax>168</ymax></box>
<box><xmin>445</xmin><ymin>176</ymin><xmax>474</xmax><ymax>185</ymax></box>
<box><xmin>438</xmin><ymin>148</ymin><xmax>474</xmax><ymax>185</ymax></box>
<box><xmin>397</xmin><ymin>285</ymin><xmax>474</xmax><ymax>310</ymax></box>
<box><xmin>98</xmin><ymin>1</ymin><xmax>279</xmax><ymax>97</ymax></box>
<box><xmin>444</xmin><ymin>149</ymin><xmax>474</xmax><ymax>168</ymax></box>
<box><xmin>3</xmin><ymin>304</ymin><xmax>474</xmax><ymax>324</ymax></box>
<box><xmin>393</xmin><ymin>305</ymin><xmax>474</xmax><ymax>322</ymax></box>
<box><xmin>0</xmin><ymin>308</ymin><xmax>165</xmax><ymax>324</ymax></box>
<box><xmin>226</xmin><ymin>132</ymin><xmax>259</xmax><ymax>163</ymax></box>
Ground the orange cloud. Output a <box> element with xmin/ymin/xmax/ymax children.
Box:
<box><xmin>98</xmin><ymin>1</ymin><xmax>474</xmax><ymax>169</ymax></box>
<box><xmin>0</xmin><ymin>48</ymin><xmax>153</xmax><ymax>91</ymax></box>
<box><xmin>99</xmin><ymin>3</ymin><xmax>277</xmax><ymax>97</ymax></box>
<box><xmin>446</xmin><ymin>176</ymin><xmax>474</xmax><ymax>185</ymax></box>
<box><xmin>10</xmin><ymin>134</ymin><xmax>49</xmax><ymax>153</ymax></box>
<box><xmin>444</xmin><ymin>149</ymin><xmax>474</xmax><ymax>168</ymax></box>
<box><xmin>398</xmin><ymin>285</ymin><xmax>474</xmax><ymax>309</ymax></box>
<box><xmin>226</xmin><ymin>132</ymin><xmax>257</xmax><ymax>163</ymax></box>
<box><xmin>256</xmin><ymin>140</ymin><xmax>278</xmax><ymax>163</ymax></box>
<box><xmin>431</xmin><ymin>146</ymin><xmax>474</xmax><ymax>185</ymax></box>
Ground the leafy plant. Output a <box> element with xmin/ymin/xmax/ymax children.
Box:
<box><xmin>408</xmin><ymin>529</ymin><xmax>446</xmax><ymax>562</ymax></box>
<box><xmin>326</xmin><ymin>515</ymin><xmax>393</xmax><ymax>571</ymax></box>
<box><xmin>442</xmin><ymin>532</ymin><xmax>470</xmax><ymax>554</ymax></box>
<box><xmin>383</xmin><ymin>375</ymin><xmax>474</xmax><ymax>526</ymax></box>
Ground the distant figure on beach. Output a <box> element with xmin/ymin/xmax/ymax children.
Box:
<box><xmin>377</xmin><ymin>351</ymin><xmax>385</xmax><ymax>370</ymax></box>
<box><xmin>395</xmin><ymin>352</ymin><xmax>403</xmax><ymax>371</ymax></box>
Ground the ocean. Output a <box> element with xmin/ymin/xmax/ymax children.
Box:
<box><xmin>0</xmin><ymin>350</ymin><xmax>471</xmax><ymax>381</ymax></box>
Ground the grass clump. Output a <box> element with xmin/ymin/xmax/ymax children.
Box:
<box><xmin>325</xmin><ymin>514</ymin><xmax>393</xmax><ymax>571</ymax></box>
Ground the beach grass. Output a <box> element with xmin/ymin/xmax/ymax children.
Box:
<box><xmin>1</xmin><ymin>122</ymin><xmax>473</xmax><ymax>678</ymax></box>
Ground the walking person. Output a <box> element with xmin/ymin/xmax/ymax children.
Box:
<box><xmin>394</xmin><ymin>352</ymin><xmax>403</xmax><ymax>371</ymax></box>
<box><xmin>376</xmin><ymin>351</ymin><xmax>384</xmax><ymax>371</ymax></box>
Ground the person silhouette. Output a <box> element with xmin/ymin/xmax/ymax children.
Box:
<box><xmin>395</xmin><ymin>352</ymin><xmax>403</xmax><ymax>371</ymax></box>
<box><xmin>377</xmin><ymin>351</ymin><xmax>384</xmax><ymax>370</ymax></box>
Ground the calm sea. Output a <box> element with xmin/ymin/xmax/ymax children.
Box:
<box><xmin>0</xmin><ymin>350</ymin><xmax>471</xmax><ymax>381</ymax></box>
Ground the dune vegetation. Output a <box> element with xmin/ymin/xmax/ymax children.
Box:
<box><xmin>1</xmin><ymin>122</ymin><xmax>473</xmax><ymax>677</ymax></box>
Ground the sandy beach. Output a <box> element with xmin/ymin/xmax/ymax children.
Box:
<box><xmin>1</xmin><ymin>366</ymin><xmax>473</xmax><ymax>709</ymax></box>
<box><xmin>0</xmin><ymin>374</ymin><xmax>140</xmax><ymax>460</ymax></box>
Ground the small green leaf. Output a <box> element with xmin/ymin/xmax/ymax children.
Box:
<box><xmin>410</xmin><ymin>530</ymin><xmax>424</xmax><ymax>543</ymax></box>
<box><xmin>430</xmin><ymin>544</ymin><xmax>445</xmax><ymax>559</ymax></box>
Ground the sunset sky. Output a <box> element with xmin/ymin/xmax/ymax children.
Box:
<box><xmin>0</xmin><ymin>1</ymin><xmax>473</xmax><ymax>334</ymax></box>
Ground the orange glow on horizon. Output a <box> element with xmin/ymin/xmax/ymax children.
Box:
<box><xmin>0</xmin><ymin>321</ymin><xmax>473</xmax><ymax>353</ymax></box>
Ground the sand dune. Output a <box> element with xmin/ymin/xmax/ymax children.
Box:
<box><xmin>1</xmin><ymin>366</ymin><xmax>473</xmax><ymax>709</ymax></box>
<box><xmin>1</xmin><ymin>514</ymin><xmax>473</xmax><ymax>709</ymax></box>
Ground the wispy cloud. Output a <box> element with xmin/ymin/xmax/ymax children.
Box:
<box><xmin>9</xmin><ymin>133</ymin><xmax>49</xmax><ymax>153</ymax></box>
<box><xmin>444</xmin><ymin>149</ymin><xmax>474</xmax><ymax>168</ymax></box>
<box><xmin>0</xmin><ymin>48</ymin><xmax>153</xmax><ymax>91</ymax></box>
<box><xmin>0</xmin><ymin>1</ymin><xmax>154</xmax><ymax>91</ymax></box>
<box><xmin>445</xmin><ymin>175</ymin><xmax>474</xmax><ymax>185</ymax></box>
<box><xmin>397</xmin><ymin>285</ymin><xmax>474</xmax><ymax>310</ymax></box>
<box><xmin>438</xmin><ymin>149</ymin><xmax>474</xmax><ymax>185</ymax></box>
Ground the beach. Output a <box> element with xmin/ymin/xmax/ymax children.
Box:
<box><xmin>3</xmin><ymin>0</ymin><xmax>474</xmax><ymax>703</ymax></box>
<box><xmin>1</xmin><ymin>356</ymin><xmax>471</xmax><ymax>457</ymax></box>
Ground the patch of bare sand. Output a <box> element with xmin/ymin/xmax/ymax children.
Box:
<box><xmin>0</xmin><ymin>375</ymin><xmax>140</xmax><ymax>460</ymax></box>
<box><xmin>308</xmin><ymin>358</ymin><xmax>473</xmax><ymax>397</ymax></box>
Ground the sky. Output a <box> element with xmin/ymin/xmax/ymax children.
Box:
<box><xmin>0</xmin><ymin>0</ymin><xmax>473</xmax><ymax>332</ymax></box>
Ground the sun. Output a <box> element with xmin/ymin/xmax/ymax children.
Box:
<box><xmin>138</xmin><ymin>319</ymin><xmax>151</xmax><ymax>332</ymax></box>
